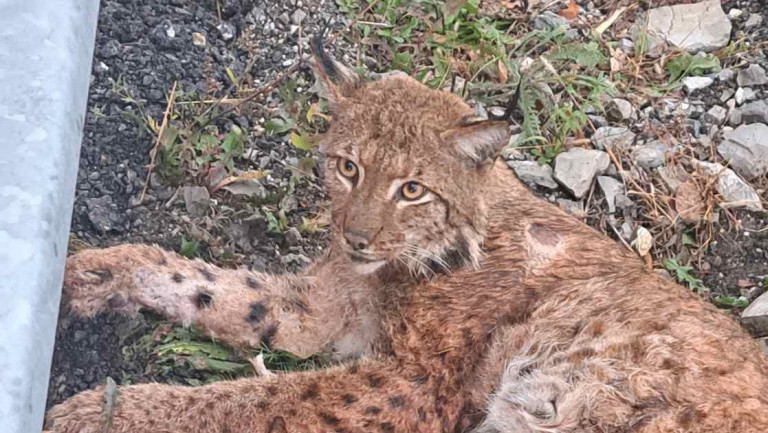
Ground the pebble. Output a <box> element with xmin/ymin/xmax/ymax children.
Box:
<box><xmin>631</xmin><ymin>141</ymin><xmax>668</xmax><ymax>169</ymax></box>
<box><xmin>554</xmin><ymin>148</ymin><xmax>610</xmax><ymax>199</ymax></box>
<box><xmin>745</xmin><ymin>13</ymin><xmax>763</xmax><ymax>29</ymax></box>
<box><xmin>717</xmin><ymin>123</ymin><xmax>768</xmax><ymax>180</ymax></box>
<box><xmin>591</xmin><ymin>126</ymin><xmax>636</xmax><ymax>151</ymax></box>
<box><xmin>183</xmin><ymin>186</ymin><xmax>211</xmax><ymax>218</ymax></box>
<box><xmin>702</xmin><ymin>105</ymin><xmax>728</xmax><ymax>124</ymax></box>
<box><xmin>191</xmin><ymin>32</ymin><xmax>206</xmax><ymax>46</ymax></box>
<box><xmin>606</xmin><ymin>98</ymin><xmax>634</xmax><ymax>122</ymax></box>
<box><xmin>507</xmin><ymin>160</ymin><xmax>559</xmax><ymax>189</ymax></box>
<box><xmin>216</xmin><ymin>22</ymin><xmax>236</xmax><ymax>41</ymax></box>
<box><xmin>682</xmin><ymin>76</ymin><xmax>714</xmax><ymax>93</ymax></box>
<box><xmin>737</xmin><ymin>65</ymin><xmax>768</xmax><ymax>87</ymax></box>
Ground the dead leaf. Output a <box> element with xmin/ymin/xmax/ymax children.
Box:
<box><xmin>738</xmin><ymin>279</ymin><xmax>754</xmax><ymax>288</ymax></box>
<box><xmin>675</xmin><ymin>181</ymin><xmax>705</xmax><ymax>223</ymax></box>
<box><xmin>558</xmin><ymin>0</ymin><xmax>579</xmax><ymax>20</ymax></box>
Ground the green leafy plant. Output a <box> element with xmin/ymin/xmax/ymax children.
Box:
<box><xmin>713</xmin><ymin>296</ymin><xmax>749</xmax><ymax>309</ymax></box>
<box><xmin>549</xmin><ymin>42</ymin><xmax>606</xmax><ymax>68</ymax></box>
<box><xmin>263</xmin><ymin>207</ymin><xmax>287</xmax><ymax>234</ymax></box>
<box><xmin>663</xmin><ymin>258</ymin><xmax>704</xmax><ymax>290</ymax></box>
<box><xmin>179</xmin><ymin>237</ymin><xmax>200</xmax><ymax>259</ymax></box>
<box><xmin>665</xmin><ymin>52</ymin><xmax>721</xmax><ymax>82</ymax></box>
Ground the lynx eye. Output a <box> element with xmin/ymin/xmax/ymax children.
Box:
<box><xmin>338</xmin><ymin>158</ymin><xmax>359</xmax><ymax>180</ymax></box>
<box><xmin>401</xmin><ymin>182</ymin><xmax>427</xmax><ymax>201</ymax></box>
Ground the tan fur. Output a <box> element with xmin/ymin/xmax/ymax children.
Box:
<box><xmin>46</xmin><ymin>64</ymin><xmax>768</xmax><ymax>433</ymax></box>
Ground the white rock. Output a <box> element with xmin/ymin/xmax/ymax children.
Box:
<box><xmin>702</xmin><ymin>105</ymin><xmax>728</xmax><ymax>124</ymax></box>
<box><xmin>554</xmin><ymin>148</ymin><xmax>611</xmax><ymax>199</ymax></box>
<box><xmin>695</xmin><ymin>161</ymin><xmax>763</xmax><ymax>211</ymax></box>
<box><xmin>606</xmin><ymin>98</ymin><xmax>634</xmax><ymax>122</ymax></box>
<box><xmin>643</xmin><ymin>0</ymin><xmax>731</xmax><ymax>52</ymax></box>
<box><xmin>507</xmin><ymin>160</ymin><xmax>558</xmax><ymax>189</ymax></box>
<box><xmin>591</xmin><ymin>126</ymin><xmax>636</xmax><ymax>151</ymax></box>
<box><xmin>735</xmin><ymin>87</ymin><xmax>746</xmax><ymax>105</ymax></box>
<box><xmin>727</xmin><ymin>8</ymin><xmax>743</xmax><ymax>19</ymax></box>
<box><xmin>682</xmin><ymin>76</ymin><xmax>714</xmax><ymax>92</ymax></box>
<box><xmin>717</xmin><ymin>123</ymin><xmax>768</xmax><ymax>180</ymax></box>
<box><xmin>744</xmin><ymin>291</ymin><xmax>768</xmax><ymax>317</ymax></box>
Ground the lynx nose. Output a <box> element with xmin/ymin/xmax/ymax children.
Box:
<box><xmin>344</xmin><ymin>230</ymin><xmax>371</xmax><ymax>251</ymax></box>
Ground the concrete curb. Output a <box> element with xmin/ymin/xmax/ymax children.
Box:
<box><xmin>0</xmin><ymin>1</ymin><xmax>100</xmax><ymax>431</ymax></box>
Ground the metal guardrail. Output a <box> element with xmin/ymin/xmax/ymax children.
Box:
<box><xmin>0</xmin><ymin>1</ymin><xmax>100</xmax><ymax>431</ymax></box>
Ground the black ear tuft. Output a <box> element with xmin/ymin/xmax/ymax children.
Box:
<box><xmin>309</xmin><ymin>27</ymin><xmax>360</xmax><ymax>104</ymax></box>
<box><xmin>310</xmin><ymin>25</ymin><xmax>341</xmax><ymax>84</ymax></box>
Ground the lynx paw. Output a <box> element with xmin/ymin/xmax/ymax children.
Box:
<box><xmin>63</xmin><ymin>244</ymin><xmax>171</xmax><ymax>317</ymax></box>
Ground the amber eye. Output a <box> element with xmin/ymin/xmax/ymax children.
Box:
<box><xmin>338</xmin><ymin>158</ymin><xmax>359</xmax><ymax>179</ymax></box>
<box><xmin>401</xmin><ymin>182</ymin><xmax>427</xmax><ymax>201</ymax></box>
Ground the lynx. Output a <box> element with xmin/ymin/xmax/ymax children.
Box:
<box><xmin>45</xmin><ymin>38</ymin><xmax>768</xmax><ymax>433</ymax></box>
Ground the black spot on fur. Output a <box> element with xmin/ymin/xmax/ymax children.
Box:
<box><xmin>247</xmin><ymin>302</ymin><xmax>267</xmax><ymax>323</ymax></box>
<box><xmin>417</xmin><ymin>407</ymin><xmax>427</xmax><ymax>422</ymax></box>
<box><xmin>267</xmin><ymin>416</ymin><xmax>287</xmax><ymax>433</ymax></box>
<box><xmin>261</xmin><ymin>324</ymin><xmax>278</xmax><ymax>348</ymax></box>
<box><xmin>197</xmin><ymin>267</ymin><xmax>216</xmax><ymax>282</ymax></box>
<box><xmin>389</xmin><ymin>395</ymin><xmax>405</xmax><ymax>408</ymax></box>
<box><xmin>157</xmin><ymin>255</ymin><xmax>168</xmax><ymax>266</ymax></box>
<box><xmin>257</xmin><ymin>400</ymin><xmax>270</xmax><ymax>409</ymax></box>
<box><xmin>364</xmin><ymin>406</ymin><xmax>381</xmax><ymax>415</ymax></box>
<box><xmin>379</xmin><ymin>422</ymin><xmax>395</xmax><ymax>433</ymax></box>
<box><xmin>172</xmin><ymin>272</ymin><xmax>184</xmax><ymax>283</ymax></box>
<box><xmin>341</xmin><ymin>394</ymin><xmax>358</xmax><ymax>406</ymax></box>
<box><xmin>301</xmin><ymin>383</ymin><xmax>319</xmax><ymax>400</ymax></box>
<box><xmin>246</xmin><ymin>276</ymin><xmax>261</xmax><ymax>290</ymax></box>
<box><xmin>367</xmin><ymin>373</ymin><xmax>384</xmax><ymax>388</ymax></box>
<box><xmin>411</xmin><ymin>373</ymin><xmax>430</xmax><ymax>385</ymax></box>
<box><xmin>267</xmin><ymin>385</ymin><xmax>278</xmax><ymax>396</ymax></box>
<box><xmin>319</xmin><ymin>412</ymin><xmax>341</xmax><ymax>426</ymax></box>
<box><xmin>87</xmin><ymin>269</ymin><xmax>112</xmax><ymax>283</ymax></box>
<box><xmin>196</xmin><ymin>292</ymin><xmax>213</xmax><ymax>308</ymax></box>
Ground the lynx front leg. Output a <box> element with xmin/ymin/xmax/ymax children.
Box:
<box><xmin>63</xmin><ymin>244</ymin><xmax>370</xmax><ymax>357</ymax></box>
<box><xmin>46</xmin><ymin>361</ymin><xmax>456</xmax><ymax>433</ymax></box>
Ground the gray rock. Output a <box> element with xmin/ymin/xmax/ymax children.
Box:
<box><xmin>719</xmin><ymin>88</ymin><xmax>735</xmax><ymax>103</ymax></box>
<box><xmin>85</xmin><ymin>196</ymin><xmax>120</xmax><ymax>233</ymax></box>
<box><xmin>643</xmin><ymin>0</ymin><xmax>731</xmax><ymax>52</ymax></box>
<box><xmin>597</xmin><ymin>176</ymin><xmax>624</xmax><ymax>213</ymax></box>
<box><xmin>740</xmin><ymin>100</ymin><xmax>768</xmax><ymax>124</ymax></box>
<box><xmin>507</xmin><ymin>160</ymin><xmax>558</xmax><ymax>189</ymax></box>
<box><xmin>221</xmin><ymin>179</ymin><xmax>266</xmax><ymax>198</ymax></box>
<box><xmin>737</xmin><ymin>64</ymin><xmax>768</xmax><ymax>87</ymax></box>
<box><xmin>682</xmin><ymin>76</ymin><xmax>714</xmax><ymax>92</ymax></box>
<box><xmin>729</xmin><ymin>108</ymin><xmax>743</xmax><ymax>126</ymax></box>
<box><xmin>631</xmin><ymin>141</ymin><xmax>668</xmax><ymax>169</ymax></box>
<box><xmin>702</xmin><ymin>105</ymin><xmax>728</xmax><ymax>124</ymax></box>
<box><xmin>743</xmin><ymin>87</ymin><xmax>757</xmax><ymax>102</ymax></box>
<box><xmin>587</xmin><ymin>114</ymin><xmax>608</xmax><ymax>128</ymax></box>
<box><xmin>744</xmin><ymin>291</ymin><xmax>768</xmax><ymax>317</ymax></box>
<box><xmin>591</xmin><ymin>126</ymin><xmax>636</xmax><ymax>151</ymax></box>
<box><xmin>216</xmin><ymin>22</ymin><xmax>236</xmax><ymax>41</ymax></box>
<box><xmin>183</xmin><ymin>186</ymin><xmax>211</xmax><ymax>218</ymax></box>
<box><xmin>554</xmin><ymin>148</ymin><xmax>611</xmax><ymax>198</ymax></box>
<box><xmin>745</xmin><ymin>13</ymin><xmax>763</xmax><ymax>29</ymax></box>
<box><xmin>606</xmin><ymin>98</ymin><xmax>634</xmax><ymax>122</ymax></box>
<box><xmin>285</xmin><ymin>227</ymin><xmax>302</xmax><ymax>245</ymax></box>
<box><xmin>718</xmin><ymin>68</ymin><xmax>735</xmax><ymax>82</ymax></box>
<box><xmin>695</xmin><ymin>161</ymin><xmax>763</xmax><ymax>210</ymax></box>
<box><xmin>556</xmin><ymin>198</ymin><xmax>585</xmax><ymax>218</ymax></box>
<box><xmin>532</xmin><ymin>11</ymin><xmax>569</xmax><ymax>30</ymax></box>
<box><xmin>717</xmin><ymin>123</ymin><xmax>768</xmax><ymax>179</ymax></box>
<box><xmin>291</xmin><ymin>9</ymin><xmax>307</xmax><ymax>24</ymax></box>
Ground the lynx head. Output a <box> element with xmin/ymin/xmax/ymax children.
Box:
<box><xmin>311</xmin><ymin>38</ymin><xmax>510</xmax><ymax>276</ymax></box>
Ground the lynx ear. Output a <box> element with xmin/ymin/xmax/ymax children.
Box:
<box><xmin>310</xmin><ymin>33</ymin><xmax>360</xmax><ymax>104</ymax></box>
<box><xmin>443</xmin><ymin>120</ymin><xmax>510</xmax><ymax>169</ymax></box>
